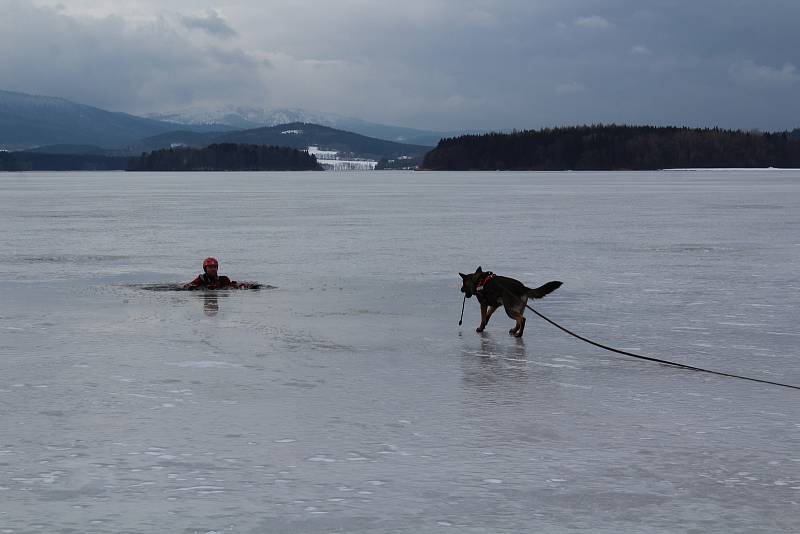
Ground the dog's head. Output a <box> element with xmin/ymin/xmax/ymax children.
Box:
<box><xmin>459</xmin><ymin>266</ymin><xmax>483</xmax><ymax>298</ymax></box>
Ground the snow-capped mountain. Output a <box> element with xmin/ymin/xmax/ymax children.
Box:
<box><xmin>0</xmin><ymin>88</ymin><xmax>473</xmax><ymax>151</ymax></box>
<box><xmin>147</xmin><ymin>106</ymin><xmax>341</xmax><ymax>131</ymax></box>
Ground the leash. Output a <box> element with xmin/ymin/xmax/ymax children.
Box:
<box><xmin>524</xmin><ymin>302</ymin><xmax>800</xmax><ymax>391</ymax></box>
<box><xmin>469</xmin><ymin>275</ymin><xmax>800</xmax><ymax>391</ymax></box>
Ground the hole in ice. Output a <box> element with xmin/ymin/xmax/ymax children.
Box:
<box><xmin>133</xmin><ymin>283</ymin><xmax>274</xmax><ymax>291</ymax></box>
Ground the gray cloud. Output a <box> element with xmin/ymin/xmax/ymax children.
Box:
<box><xmin>574</xmin><ymin>15</ymin><xmax>613</xmax><ymax>29</ymax></box>
<box><xmin>729</xmin><ymin>60</ymin><xmax>800</xmax><ymax>87</ymax></box>
<box><xmin>180</xmin><ymin>10</ymin><xmax>237</xmax><ymax>39</ymax></box>
<box><xmin>4</xmin><ymin>0</ymin><xmax>800</xmax><ymax>131</ymax></box>
<box><xmin>0</xmin><ymin>2</ymin><xmax>267</xmax><ymax>112</ymax></box>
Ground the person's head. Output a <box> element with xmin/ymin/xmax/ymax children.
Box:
<box><xmin>203</xmin><ymin>257</ymin><xmax>219</xmax><ymax>278</ymax></box>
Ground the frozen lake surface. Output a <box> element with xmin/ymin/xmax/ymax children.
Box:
<box><xmin>1</xmin><ymin>170</ymin><xmax>799</xmax><ymax>533</ymax></box>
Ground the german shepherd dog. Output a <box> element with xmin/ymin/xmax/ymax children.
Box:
<box><xmin>460</xmin><ymin>266</ymin><xmax>562</xmax><ymax>337</ymax></box>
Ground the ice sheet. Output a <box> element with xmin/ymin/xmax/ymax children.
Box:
<box><xmin>1</xmin><ymin>170</ymin><xmax>798</xmax><ymax>533</ymax></box>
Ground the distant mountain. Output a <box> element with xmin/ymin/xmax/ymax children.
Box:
<box><xmin>0</xmin><ymin>90</ymin><xmax>232</xmax><ymax>150</ymax></box>
<box><xmin>132</xmin><ymin>131</ymin><xmax>214</xmax><ymax>153</ymax></box>
<box><xmin>147</xmin><ymin>106</ymin><xmax>470</xmax><ymax>146</ymax></box>
<box><xmin>134</xmin><ymin>122</ymin><xmax>431</xmax><ymax>160</ymax></box>
<box><xmin>147</xmin><ymin>106</ymin><xmax>335</xmax><ymax>130</ymax></box>
<box><xmin>22</xmin><ymin>144</ymin><xmax>128</xmax><ymax>156</ymax></box>
<box><xmin>331</xmin><ymin>117</ymin><xmax>476</xmax><ymax>147</ymax></box>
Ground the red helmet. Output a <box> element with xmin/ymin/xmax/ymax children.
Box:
<box><xmin>203</xmin><ymin>257</ymin><xmax>219</xmax><ymax>269</ymax></box>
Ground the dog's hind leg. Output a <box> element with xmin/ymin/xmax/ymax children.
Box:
<box><xmin>506</xmin><ymin>311</ymin><xmax>526</xmax><ymax>337</ymax></box>
<box><xmin>504</xmin><ymin>297</ymin><xmax>527</xmax><ymax>337</ymax></box>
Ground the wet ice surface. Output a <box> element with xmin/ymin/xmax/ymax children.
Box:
<box><xmin>1</xmin><ymin>170</ymin><xmax>799</xmax><ymax>533</ymax></box>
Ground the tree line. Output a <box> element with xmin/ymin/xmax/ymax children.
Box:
<box><xmin>128</xmin><ymin>143</ymin><xmax>322</xmax><ymax>171</ymax></box>
<box><xmin>421</xmin><ymin>125</ymin><xmax>800</xmax><ymax>171</ymax></box>
<box><xmin>1</xmin><ymin>143</ymin><xmax>323</xmax><ymax>171</ymax></box>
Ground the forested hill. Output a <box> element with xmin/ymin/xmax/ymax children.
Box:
<box><xmin>128</xmin><ymin>143</ymin><xmax>322</xmax><ymax>171</ymax></box>
<box><xmin>135</xmin><ymin>122</ymin><xmax>431</xmax><ymax>160</ymax></box>
<box><xmin>421</xmin><ymin>125</ymin><xmax>800</xmax><ymax>171</ymax></box>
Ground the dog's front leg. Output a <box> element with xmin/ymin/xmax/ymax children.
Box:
<box><xmin>477</xmin><ymin>305</ymin><xmax>497</xmax><ymax>332</ymax></box>
<box><xmin>476</xmin><ymin>304</ymin><xmax>488</xmax><ymax>332</ymax></box>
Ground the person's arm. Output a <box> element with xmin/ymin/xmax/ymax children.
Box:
<box><xmin>222</xmin><ymin>276</ymin><xmax>251</xmax><ymax>289</ymax></box>
<box><xmin>184</xmin><ymin>275</ymin><xmax>203</xmax><ymax>289</ymax></box>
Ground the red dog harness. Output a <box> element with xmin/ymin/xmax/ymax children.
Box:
<box><xmin>476</xmin><ymin>272</ymin><xmax>496</xmax><ymax>292</ymax></box>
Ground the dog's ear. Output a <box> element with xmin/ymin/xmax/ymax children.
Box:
<box><xmin>459</xmin><ymin>272</ymin><xmax>467</xmax><ymax>279</ymax></box>
<box><xmin>476</xmin><ymin>266</ymin><xmax>482</xmax><ymax>273</ymax></box>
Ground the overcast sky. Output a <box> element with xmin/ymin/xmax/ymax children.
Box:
<box><xmin>2</xmin><ymin>0</ymin><xmax>799</xmax><ymax>131</ymax></box>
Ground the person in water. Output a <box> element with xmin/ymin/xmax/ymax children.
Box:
<box><xmin>185</xmin><ymin>257</ymin><xmax>246</xmax><ymax>289</ymax></box>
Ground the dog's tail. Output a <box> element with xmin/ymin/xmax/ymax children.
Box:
<box><xmin>527</xmin><ymin>281</ymin><xmax>562</xmax><ymax>299</ymax></box>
